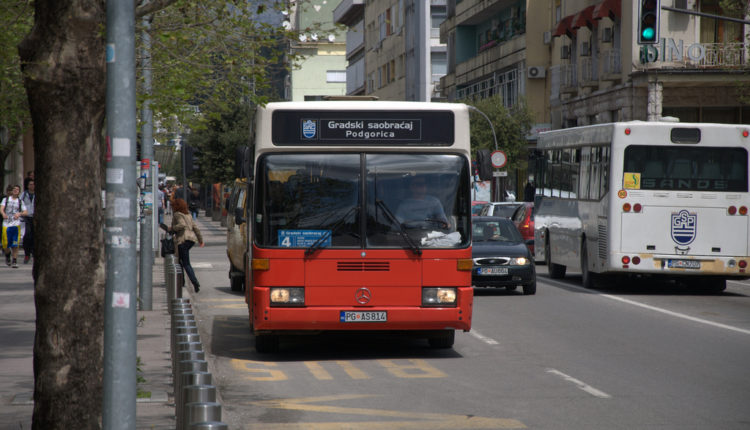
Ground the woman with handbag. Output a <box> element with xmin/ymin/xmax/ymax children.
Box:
<box><xmin>169</xmin><ymin>198</ymin><xmax>204</xmax><ymax>292</ymax></box>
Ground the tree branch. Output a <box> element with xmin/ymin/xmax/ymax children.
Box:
<box><xmin>135</xmin><ymin>0</ymin><xmax>177</xmax><ymax>18</ymax></box>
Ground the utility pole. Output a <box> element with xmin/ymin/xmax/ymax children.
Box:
<box><xmin>104</xmin><ymin>0</ymin><xmax>137</xmax><ymax>428</ymax></box>
<box><xmin>139</xmin><ymin>14</ymin><xmax>154</xmax><ymax>311</ymax></box>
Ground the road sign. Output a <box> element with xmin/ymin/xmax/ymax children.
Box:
<box><xmin>492</xmin><ymin>171</ymin><xmax>508</xmax><ymax>177</ymax></box>
<box><xmin>490</xmin><ymin>150</ymin><xmax>507</xmax><ymax>168</ymax></box>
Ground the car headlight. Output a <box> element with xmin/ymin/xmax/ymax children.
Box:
<box><xmin>510</xmin><ymin>257</ymin><xmax>530</xmax><ymax>266</ymax></box>
<box><xmin>422</xmin><ymin>287</ymin><xmax>457</xmax><ymax>307</ymax></box>
<box><xmin>270</xmin><ymin>287</ymin><xmax>305</xmax><ymax>306</ymax></box>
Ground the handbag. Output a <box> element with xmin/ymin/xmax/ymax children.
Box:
<box><xmin>160</xmin><ymin>234</ymin><xmax>175</xmax><ymax>257</ymax></box>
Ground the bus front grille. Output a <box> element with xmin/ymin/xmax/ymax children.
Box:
<box><xmin>337</xmin><ymin>261</ymin><xmax>390</xmax><ymax>272</ymax></box>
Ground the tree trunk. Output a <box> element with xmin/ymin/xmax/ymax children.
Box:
<box><xmin>18</xmin><ymin>1</ymin><xmax>106</xmax><ymax>428</ymax></box>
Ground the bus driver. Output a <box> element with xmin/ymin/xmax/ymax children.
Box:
<box><xmin>395</xmin><ymin>175</ymin><xmax>449</xmax><ymax>230</ymax></box>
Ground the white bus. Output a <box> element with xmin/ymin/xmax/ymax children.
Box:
<box><xmin>533</xmin><ymin>121</ymin><xmax>749</xmax><ymax>292</ymax></box>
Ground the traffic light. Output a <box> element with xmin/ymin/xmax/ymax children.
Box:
<box><xmin>183</xmin><ymin>145</ymin><xmax>200</xmax><ymax>176</ymax></box>
<box><xmin>637</xmin><ymin>0</ymin><xmax>660</xmax><ymax>45</ymax></box>
<box><xmin>476</xmin><ymin>149</ymin><xmax>493</xmax><ymax>181</ymax></box>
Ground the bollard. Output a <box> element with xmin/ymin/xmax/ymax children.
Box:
<box><xmin>179</xmin><ymin>385</ymin><xmax>217</xmax><ymax>430</ymax></box>
<box><xmin>173</xmin><ymin>345</ymin><xmax>205</xmax><ymax>383</ymax></box>
<box><xmin>189</xmin><ymin>421</ymin><xmax>228</xmax><ymax>430</ymax></box>
<box><xmin>184</xmin><ymin>402</ymin><xmax>222</xmax><ymax>429</ymax></box>
<box><xmin>172</xmin><ymin>333</ymin><xmax>201</xmax><ymax>370</ymax></box>
<box><xmin>176</xmin><ymin>371</ymin><xmax>212</xmax><ymax>430</ymax></box>
<box><xmin>175</xmin><ymin>263</ymin><xmax>185</xmax><ymax>289</ymax></box>
<box><xmin>174</xmin><ymin>360</ymin><xmax>208</xmax><ymax>423</ymax></box>
<box><xmin>170</xmin><ymin>297</ymin><xmax>190</xmax><ymax>314</ymax></box>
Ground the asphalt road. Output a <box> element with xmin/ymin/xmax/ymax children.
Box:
<box><xmin>186</xmin><ymin>218</ymin><xmax>750</xmax><ymax>429</ymax></box>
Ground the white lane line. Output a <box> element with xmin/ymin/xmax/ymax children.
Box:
<box><xmin>546</xmin><ymin>369</ymin><xmax>611</xmax><ymax>399</ymax></box>
<box><xmin>468</xmin><ymin>329</ymin><xmax>499</xmax><ymax>345</ymax></box>
<box><xmin>542</xmin><ymin>277</ymin><xmax>750</xmax><ymax>336</ymax></box>
<box><xmin>600</xmin><ymin>293</ymin><xmax>750</xmax><ymax>336</ymax></box>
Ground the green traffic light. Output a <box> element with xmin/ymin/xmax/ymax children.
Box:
<box><xmin>642</xmin><ymin>27</ymin><xmax>655</xmax><ymax>40</ymax></box>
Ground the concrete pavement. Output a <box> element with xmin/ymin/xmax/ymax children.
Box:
<box><xmin>0</xmin><ymin>213</ymin><xmax>226</xmax><ymax>429</ymax></box>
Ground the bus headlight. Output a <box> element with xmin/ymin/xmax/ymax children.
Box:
<box><xmin>270</xmin><ymin>287</ymin><xmax>305</xmax><ymax>306</ymax></box>
<box><xmin>422</xmin><ymin>287</ymin><xmax>457</xmax><ymax>307</ymax></box>
<box><xmin>510</xmin><ymin>257</ymin><xmax>530</xmax><ymax>266</ymax></box>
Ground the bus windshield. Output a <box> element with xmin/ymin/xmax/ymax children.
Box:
<box><xmin>624</xmin><ymin>146</ymin><xmax>748</xmax><ymax>192</ymax></box>
<box><xmin>255</xmin><ymin>153</ymin><xmax>471</xmax><ymax>249</ymax></box>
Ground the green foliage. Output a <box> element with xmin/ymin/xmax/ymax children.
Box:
<box><xmin>0</xmin><ymin>0</ymin><xmax>33</xmax><ymax>178</ymax></box>
<box><xmin>463</xmin><ymin>96</ymin><xmax>535</xmax><ymax>172</ymax></box>
<box><xmin>187</xmin><ymin>103</ymin><xmax>253</xmax><ymax>184</ymax></box>
<box><xmin>137</xmin><ymin>1</ymin><xmax>294</xmax><ymax>133</ymax></box>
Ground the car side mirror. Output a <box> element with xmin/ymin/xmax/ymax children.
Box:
<box><xmin>526</xmin><ymin>239</ymin><xmax>534</xmax><ymax>247</ymax></box>
<box><xmin>234</xmin><ymin>206</ymin><xmax>246</xmax><ymax>225</ymax></box>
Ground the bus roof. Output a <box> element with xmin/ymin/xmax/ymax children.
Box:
<box><xmin>537</xmin><ymin>121</ymin><xmax>749</xmax><ymax>150</ymax></box>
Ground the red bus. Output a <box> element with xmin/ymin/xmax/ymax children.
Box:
<box><xmin>239</xmin><ymin>101</ymin><xmax>474</xmax><ymax>352</ymax></box>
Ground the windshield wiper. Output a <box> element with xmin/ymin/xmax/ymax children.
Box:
<box><xmin>376</xmin><ymin>199</ymin><xmax>422</xmax><ymax>256</ymax></box>
<box><xmin>305</xmin><ymin>205</ymin><xmax>359</xmax><ymax>256</ymax></box>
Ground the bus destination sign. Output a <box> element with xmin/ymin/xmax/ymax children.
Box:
<box><xmin>315</xmin><ymin>118</ymin><xmax>421</xmax><ymax>141</ymax></box>
<box><xmin>272</xmin><ymin>110</ymin><xmax>454</xmax><ymax>146</ymax></box>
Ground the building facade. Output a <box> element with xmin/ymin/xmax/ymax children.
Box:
<box><xmin>440</xmin><ymin>0</ymin><xmax>750</xmax><ymax>131</ymax></box>
<box><xmin>286</xmin><ymin>1</ymin><xmax>348</xmax><ymax>101</ymax></box>
<box><xmin>334</xmin><ymin>0</ymin><xmax>448</xmax><ymax>101</ymax></box>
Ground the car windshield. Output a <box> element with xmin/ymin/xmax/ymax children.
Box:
<box><xmin>254</xmin><ymin>153</ymin><xmax>471</xmax><ymax>249</ymax></box>
<box><xmin>473</xmin><ymin>219</ymin><xmax>523</xmax><ymax>243</ymax></box>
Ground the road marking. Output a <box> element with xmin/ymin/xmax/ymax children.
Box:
<box><xmin>542</xmin><ymin>277</ymin><xmax>750</xmax><ymax>336</ymax></box>
<box><xmin>599</xmin><ymin>293</ymin><xmax>750</xmax><ymax>336</ymax></box>
<box><xmin>377</xmin><ymin>359</ymin><xmax>447</xmax><ymax>378</ymax></box>
<box><xmin>305</xmin><ymin>362</ymin><xmax>333</xmax><ymax>380</ymax></box>
<box><xmin>546</xmin><ymin>369</ymin><xmax>611</xmax><ymax>399</ymax></box>
<box><xmin>469</xmin><ymin>329</ymin><xmax>499</xmax><ymax>345</ymax></box>
<box><xmin>247</xmin><ymin>394</ymin><xmax>526</xmax><ymax>429</ymax></box>
<box><xmin>192</xmin><ymin>262</ymin><xmax>213</xmax><ymax>268</ymax></box>
<box><xmin>231</xmin><ymin>359</ymin><xmax>288</xmax><ymax>381</ymax></box>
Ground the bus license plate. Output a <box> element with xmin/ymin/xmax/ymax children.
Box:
<box><xmin>478</xmin><ymin>267</ymin><xmax>509</xmax><ymax>275</ymax></box>
<box><xmin>340</xmin><ymin>311</ymin><xmax>387</xmax><ymax>323</ymax></box>
<box><xmin>668</xmin><ymin>259</ymin><xmax>701</xmax><ymax>269</ymax></box>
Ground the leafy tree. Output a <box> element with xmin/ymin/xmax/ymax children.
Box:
<box><xmin>0</xmin><ymin>1</ymin><xmax>33</xmax><ymax>191</ymax></box>
<box><xmin>16</xmin><ymin>0</ymin><xmax>313</xmax><ymax>427</ymax></box>
<box><xmin>464</xmin><ymin>96</ymin><xmax>536</xmax><ymax>173</ymax></box>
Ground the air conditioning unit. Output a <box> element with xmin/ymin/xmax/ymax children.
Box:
<box><xmin>561</xmin><ymin>45</ymin><xmax>571</xmax><ymax>59</ymax></box>
<box><xmin>543</xmin><ymin>31</ymin><xmax>552</xmax><ymax>45</ymax></box>
<box><xmin>527</xmin><ymin>66</ymin><xmax>546</xmax><ymax>79</ymax></box>
<box><xmin>601</xmin><ymin>27</ymin><xmax>613</xmax><ymax>43</ymax></box>
<box><xmin>581</xmin><ymin>42</ymin><xmax>591</xmax><ymax>57</ymax></box>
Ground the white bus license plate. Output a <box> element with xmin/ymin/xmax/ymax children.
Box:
<box><xmin>478</xmin><ymin>267</ymin><xmax>509</xmax><ymax>275</ymax></box>
<box><xmin>340</xmin><ymin>311</ymin><xmax>387</xmax><ymax>323</ymax></box>
<box><xmin>668</xmin><ymin>259</ymin><xmax>701</xmax><ymax>269</ymax></box>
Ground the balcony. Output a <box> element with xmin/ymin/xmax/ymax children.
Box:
<box><xmin>600</xmin><ymin>49</ymin><xmax>621</xmax><ymax>81</ymax></box>
<box><xmin>560</xmin><ymin>63</ymin><xmax>578</xmax><ymax>94</ymax></box>
<box><xmin>579</xmin><ymin>57</ymin><xmax>599</xmax><ymax>88</ymax></box>
<box><xmin>455</xmin><ymin>34</ymin><xmax>526</xmax><ymax>86</ymax></box>
<box><xmin>694</xmin><ymin>43</ymin><xmax>746</xmax><ymax>68</ymax></box>
<box><xmin>346</xmin><ymin>57</ymin><xmax>365</xmax><ymax>95</ymax></box>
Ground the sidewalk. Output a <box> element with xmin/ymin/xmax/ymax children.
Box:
<box><xmin>0</xmin><ymin>213</ymin><xmax>224</xmax><ymax>429</ymax></box>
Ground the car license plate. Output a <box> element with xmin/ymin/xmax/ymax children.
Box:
<box><xmin>478</xmin><ymin>267</ymin><xmax>509</xmax><ymax>275</ymax></box>
<box><xmin>340</xmin><ymin>311</ymin><xmax>387</xmax><ymax>323</ymax></box>
<box><xmin>667</xmin><ymin>259</ymin><xmax>701</xmax><ymax>269</ymax></box>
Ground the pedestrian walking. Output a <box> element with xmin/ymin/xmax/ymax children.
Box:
<box><xmin>1</xmin><ymin>185</ymin><xmax>28</xmax><ymax>268</ymax></box>
<box><xmin>21</xmin><ymin>180</ymin><xmax>35</xmax><ymax>263</ymax></box>
<box><xmin>169</xmin><ymin>198</ymin><xmax>204</xmax><ymax>292</ymax></box>
<box><xmin>189</xmin><ymin>187</ymin><xmax>200</xmax><ymax>219</ymax></box>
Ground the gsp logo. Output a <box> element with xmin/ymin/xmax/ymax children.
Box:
<box><xmin>671</xmin><ymin>210</ymin><xmax>697</xmax><ymax>246</ymax></box>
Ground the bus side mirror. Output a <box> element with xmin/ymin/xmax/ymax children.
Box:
<box><xmin>234</xmin><ymin>206</ymin><xmax>246</xmax><ymax>225</ymax></box>
<box><xmin>234</xmin><ymin>146</ymin><xmax>254</xmax><ymax>179</ymax></box>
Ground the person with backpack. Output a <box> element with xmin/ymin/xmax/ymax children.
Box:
<box><xmin>1</xmin><ymin>185</ymin><xmax>28</xmax><ymax>268</ymax></box>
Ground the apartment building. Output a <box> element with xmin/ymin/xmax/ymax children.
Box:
<box><xmin>334</xmin><ymin>0</ymin><xmax>448</xmax><ymax>101</ymax></box>
<box><xmin>441</xmin><ymin>0</ymin><xmax>750</xmax><ymax>131</ymax></box>
<box><xmin>286</xmin><ymin>1</ymin><xmax>348</xmax><ymax>101</ymax></box>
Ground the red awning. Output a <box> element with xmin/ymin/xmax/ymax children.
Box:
<box><xmin>552</xmin><ymin>15</ymin><xmax>576</xmax><ymax>38</ymax></box>
<box><xmin>571</xmin><ymin>5</ymin><xmax>598</xmax><ymax>30</ymax></box>
<box><xmin>593</xmin><ymin>0</ymin><xmax>621</xmax><ymax>21</ymax></box>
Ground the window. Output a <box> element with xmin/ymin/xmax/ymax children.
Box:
<box><xmin>624</xmin><ymin>146</ymin><xmax>747</xmax><ymax>192</ymax></box>
<box><xmin>326</xmin><ymin>70</ymin><xmax>346</xmax><ymax>83</ymax></box>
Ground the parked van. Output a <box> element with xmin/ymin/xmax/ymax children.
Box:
<box><xmin>226</xmin><ymin>178</ymin><xmax>250</xmax><ymax>291</ymax></box>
